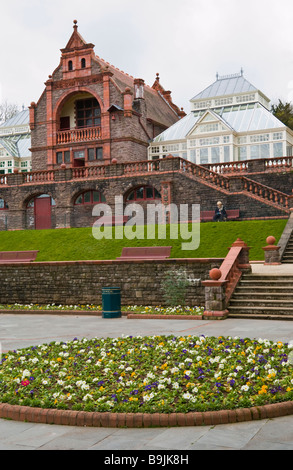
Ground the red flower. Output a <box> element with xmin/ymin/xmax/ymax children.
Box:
<box><xmin>21</xmin><ymin>379</ymin><xmax>30</xmax><ymax>386</ymax></box>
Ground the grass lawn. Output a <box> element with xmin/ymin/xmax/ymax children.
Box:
<box><xmin>0</xmin><ymin>219</ymin><xmax>287</xmax><ymax>261</ymax></box>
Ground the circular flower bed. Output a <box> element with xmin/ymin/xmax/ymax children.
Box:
<box><xmin>1</xmin><ymin>334</ymin><xmax>293</xmax><ymax>414</ymax></box>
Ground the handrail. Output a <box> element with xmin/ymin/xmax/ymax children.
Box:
<box><xmin>241</xmin><ymin>176</ymin><xmax>290</xmax><ymax>210</ymax></box>
<box><xmin>219</xmin><ymin>246</ymin><xmax>243</xmax><ymax>303</ymax></box>
<box><xmin>56</xmin><ymin>126</ymin><xmax>102</xmax><ymax>144</ymax></box>
<box><xmin>179</xmin><ymin>159</ymin><xmax>231</xmax><ymax>191</ymax></box>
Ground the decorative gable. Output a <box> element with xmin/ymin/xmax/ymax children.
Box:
<box><xmin>60</xmin><ymin>20</ymin><xmax>95</xmax><ymax>79</ymax></box>
<box><xmin>187</xmin><ymin>110</ymin><xmax>232</xmax><ymax>136</ymax></box>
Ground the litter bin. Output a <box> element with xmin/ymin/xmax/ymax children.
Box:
<box><xmin>102</xmin><ymin>287</ymin><xmax>121</xmax><ymax>318</ymax></box>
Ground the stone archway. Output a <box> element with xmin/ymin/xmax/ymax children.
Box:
<box><xmin>26</xmin><ymin>194</ymin><xmax>56</xmax><ymax>230</ymax></box>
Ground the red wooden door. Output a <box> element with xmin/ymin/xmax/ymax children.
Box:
<box><xmin>34</xmin><ymin>197</ymin><xmax>52</xmax><ymax>230</ymax></box>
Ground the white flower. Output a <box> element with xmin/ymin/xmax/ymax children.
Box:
<box><xmin>21</xmin><ymin>369</ymin><xmax>30</xmax><ymax>378</ymax></box>
<box><xmin>82</xmin><ymin>394</ymin><xmax>93</xmax><ymax>401</ymax></box>
<box><xmin>172</xmin><ymin>383</ymin><xmax>179</xmax><ymax>389</ymax></box>
<box><xmin>183</xmin><ymin>392</ymin><xmax>192</xmax><ymax>400</ymax></box>
<box><xmin>241</xmin><ymin>385</ymin><xmax>249</xmax><ymax>391</ymax></box>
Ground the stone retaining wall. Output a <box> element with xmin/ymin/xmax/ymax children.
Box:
<box><xmin>0</xmin><ymin>258</ymin><xmax>221</xmax><ymax>306</ymax></box>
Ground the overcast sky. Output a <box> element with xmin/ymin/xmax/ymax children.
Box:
<box><xmin>1</xmin><ymin>0</ymin><xmax>293</xmax><ymax>114</ymax></box>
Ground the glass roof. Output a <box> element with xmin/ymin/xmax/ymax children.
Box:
<box><xmin>191</xmin><ymin>75</ymin><xmax>257</xmax><ymax>101</ymax></box>
<box><xmin>0</xmin><ymin>109</ymin><xmax>29</xmax><ymax>129</ymax></box>
<box><xmin>153</xmin><ymin>103</ymin><xmax>287</xmax><ymax>143</ymax></box>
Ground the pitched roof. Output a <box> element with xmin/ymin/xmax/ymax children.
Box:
<box><xmin>0</xmin><ymin>109</ymin><xmax>29</xmax><ymax>129</ymax></box>
<box><xmin>0</xmin><ymin>135</ymin><xmax>31</xmax><ymax>158</ymax></box>
<box><xmin>95</xmin><ymin>56</ymin><xmax>184</xmax><ymax>128</ymax></box>
<box><xmin>0</xmin><ymin>109</ymin><xmax>31</xmax><ymax>158</ymax></box>
<box><xmin>191</xmin><ymin>73</ymin><xmax>258</xmax><ymax>101</ymax></box>
<box><xmin>57</xmin><ymin>21</ymin><xmax>185</xmax><ymax>129</ymax></box>
<box><xmin>153</xmin><ymin>103</ymin><xmax>287</xmax><ymax>142</ymax></box>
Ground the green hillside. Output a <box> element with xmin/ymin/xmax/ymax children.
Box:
<box><xmin>0</xmin><ymin>219</ymin><xmax>287</xmax><ymax>261</ymax></box>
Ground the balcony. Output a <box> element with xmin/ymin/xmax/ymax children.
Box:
<box><xmin>56</xmin><ymin>126</ymin><xmax>102</xmax><ymax>145</ymax></box>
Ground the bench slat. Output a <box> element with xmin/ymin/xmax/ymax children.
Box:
<box><xmin>0</xmin><ymin>251</ymin><xmax>39</xmax><ymax>263</ymax></box>
<box><xmin>117</xmin><ymin>246</ymin><xmax>172</xmax><ymax>260</ymax></box>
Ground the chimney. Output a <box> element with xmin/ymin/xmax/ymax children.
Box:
<box><xmin>134</xmin><ymin>78</ymin><xmax>145</xmax><ymax>99</ymax></box>
<box><xmin>122</xmin><ymin>87</ymin><xmax>133</xmax><ymax>117</ymax></box>
<box><xmin>29</xmin><ymin>102</ymin><xmax>36</xmax><ymax>130</ymax></box>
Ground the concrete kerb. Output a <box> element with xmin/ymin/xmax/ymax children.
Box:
<box><xmin>1</xmin><ymin>400</ymin><xmax>293</xmax><ymax>428</ymax></box>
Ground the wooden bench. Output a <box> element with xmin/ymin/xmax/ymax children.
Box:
<box><xmin>0</xmin><ymin>250</ymin><xmax>39</xmax><ymax>263</ymax></box>
<box><xmin>200</xmin><ymin>209</ymin><xmax>240</xmax><ymax>222</ymax></box>
<box><xmin>117</xmin><ymin>246</ymin><xmax>172</xmax><ymax>260</ymax></box>
<box><xmin>96</xmin><ymin>216</ymin><xmax>129</xmax><ymax>226</ymax></box>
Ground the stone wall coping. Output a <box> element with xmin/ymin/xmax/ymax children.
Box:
<box><xmin>0</xmin><ymin>258</ymin><xmax>224</xmax><ymax>266</ymax></box>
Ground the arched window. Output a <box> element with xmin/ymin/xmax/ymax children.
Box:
<box><xmin>76</xmin><ymin>97</ymin><xmax>101</xmax><ymax>128</ymax></box>
<box><xmin>0</xmin><ymin>198</ymin><xmax>8</xmax><ymax>210</ymax></box>
<box><xmin>68</xmin><ymin>60</ymin><xmax>73</xmax><ymax>71</ymax></box>
<box><xmin>126</xmin><ymin>186</ymin><xmax>161</xmax><ymax>202</ymax></box>
<box><xmin>74</xmin><ymin>190</ymin><xmax>106</xmax><ymax>205</ymax></box>
<box><xmin>81</xmin><ymin>58</ymin><xmax>86</xmax><ymax>68</ymax></box>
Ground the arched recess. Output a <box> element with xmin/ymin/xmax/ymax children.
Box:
<box><xmin>71</xmin><ymin>189</ymin><xmax>106</xmax><ymax>228</ymax></box>
<box><xmin>26</xmin><ymin>193</ymin><xmax>56</xmax><ymax>230</ymax></box>
<box><xmin>124</xmin><ymin>185</ymin><xmax>161</xmax><ymax>203</ymax></box>
<box><xmin>54</xmin><ymin>88</ymin><xmax>104</xmax><ymax>133</ymax></box>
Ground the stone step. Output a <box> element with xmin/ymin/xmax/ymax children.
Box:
<box><xmin>235</xmin><ymin>286</ymin><xmax>293</xmax><ymax>292</ymax></box>
<box><xmin>240</xmin><ymin>280</ymin><xmax>293</xmax><ymax>286</ymax></box>
<box><xmin>228</xmin><ymin>311</ymin><xmax>293</xmax><ymax>320</ymax></box>
<box><xmin>228</xmin><ymin>305</ymin><xmax>293</xmax><ymax>316</ymax></box>
<box><xmin>229</xmin><ymin>299</ymin><xmax>293</xmax><ymax>308</ymax></box>
<box><xmin>232</xmin><ymin>292</ymin><xmax>293</xmax><ymax>299</ymax></box>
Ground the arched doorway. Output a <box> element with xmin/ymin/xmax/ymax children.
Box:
<box><xmin>27</xmin><ymin>194</ymin><xmax>56</xmax><ymax>230</ymax></box>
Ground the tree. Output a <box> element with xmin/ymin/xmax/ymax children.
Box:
<box><xmin>0</xmin><ymin>100</ymin><xmax>20</xmax><ymax>124</ymax></box>
<box><xmin>271</xmin><ymin>100</ymin><xmax>293</xmax><ymax>130</ymax></box>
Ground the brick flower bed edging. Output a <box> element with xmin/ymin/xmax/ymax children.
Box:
<box><xmin>1</xmin><ymin>401</ymin><xmax>293</xmax><ymax>427</ymax></box>
<box><xmin>0</xmin><ymin>310</ymin><xmax>203</xmax><ymax>320</ymax></box>
<box><xmin>0</xmin><ymin>310</ymin><xmax>127</xmax><ymax>316</ymax></box>
<box><xmin>126</xmin><ymin>314</ymin><xmax>203</xmax><ymax>320</ymax></box>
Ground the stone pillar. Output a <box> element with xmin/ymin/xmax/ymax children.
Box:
<box><xmin>160</xmin><ymin>155</ymin><xmax>181</xmax><ymax>172</ymax></box>
<box><xmin>201</xmin><ymin>268</ymin><xmax>229</xmax><ymax>320</ymax></box>
<box><xmin>262</xmin><ymin>236</ymin><xmax>281</xmax><ymax>265</ymax></box>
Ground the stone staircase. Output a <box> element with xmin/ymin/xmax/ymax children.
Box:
<box><xmin>281</xmin><ymin>231</ymin><xmax>293</xmax><ymax>263</ymax></box>
<box><xmin>228</xmin><ymin>273</ymin><xmax>293</xmax><ymax>319</ymax></box>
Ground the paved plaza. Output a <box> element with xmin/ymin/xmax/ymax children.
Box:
<box><xmin>0</xmin><ymin>313</ymin><xmax>293</xmax><ymax>450</ymax></box>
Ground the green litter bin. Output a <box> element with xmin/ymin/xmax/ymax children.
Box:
<box><xmin>102</xmin><ymin>287</ymin><xmax>121</xmax><ymax>318</ymax></box>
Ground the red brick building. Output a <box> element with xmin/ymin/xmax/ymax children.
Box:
<box><xmin>29</xmin><ymin>20</ymin><xmax>185</xmax><ymax>171</ymax></box>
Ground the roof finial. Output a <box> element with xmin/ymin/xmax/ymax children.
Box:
<box><xmin>73</xmin><ymin>19</ymin><xmax>78</xmax><ymax>29</ymax></box>
<box><xmin>156</xmin><ymin>73</ymin><xmax>160</xmax><ymax>81</ymax></box>
<box><xmin>240</xmin><ymin>67</ymin><xmax>244</xmax><ymax>76</ymax></box>
<box><xmin>216</xmin><ymin>72</ymin><xmax>219</xmax><ymax>81</ymax></box>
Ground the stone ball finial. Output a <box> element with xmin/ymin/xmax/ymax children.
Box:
<box><xmin>266</xmin><ymin>236</ymin><xmax>276</xmax><ymax>246</ymax></box>
<box><xmin>209</xmin><ymin>268</ymin><xmax>222</xmax><ymax>281</ymax></box>
<box><xmin>73</xmin><ymin>19</ymin><xmax>78</xmax><ymax>25</ymax></box>
<box><xmin>111</xmin><ymin>158</ymin><xmax>118</xmax><ymax>164</ymax></box>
